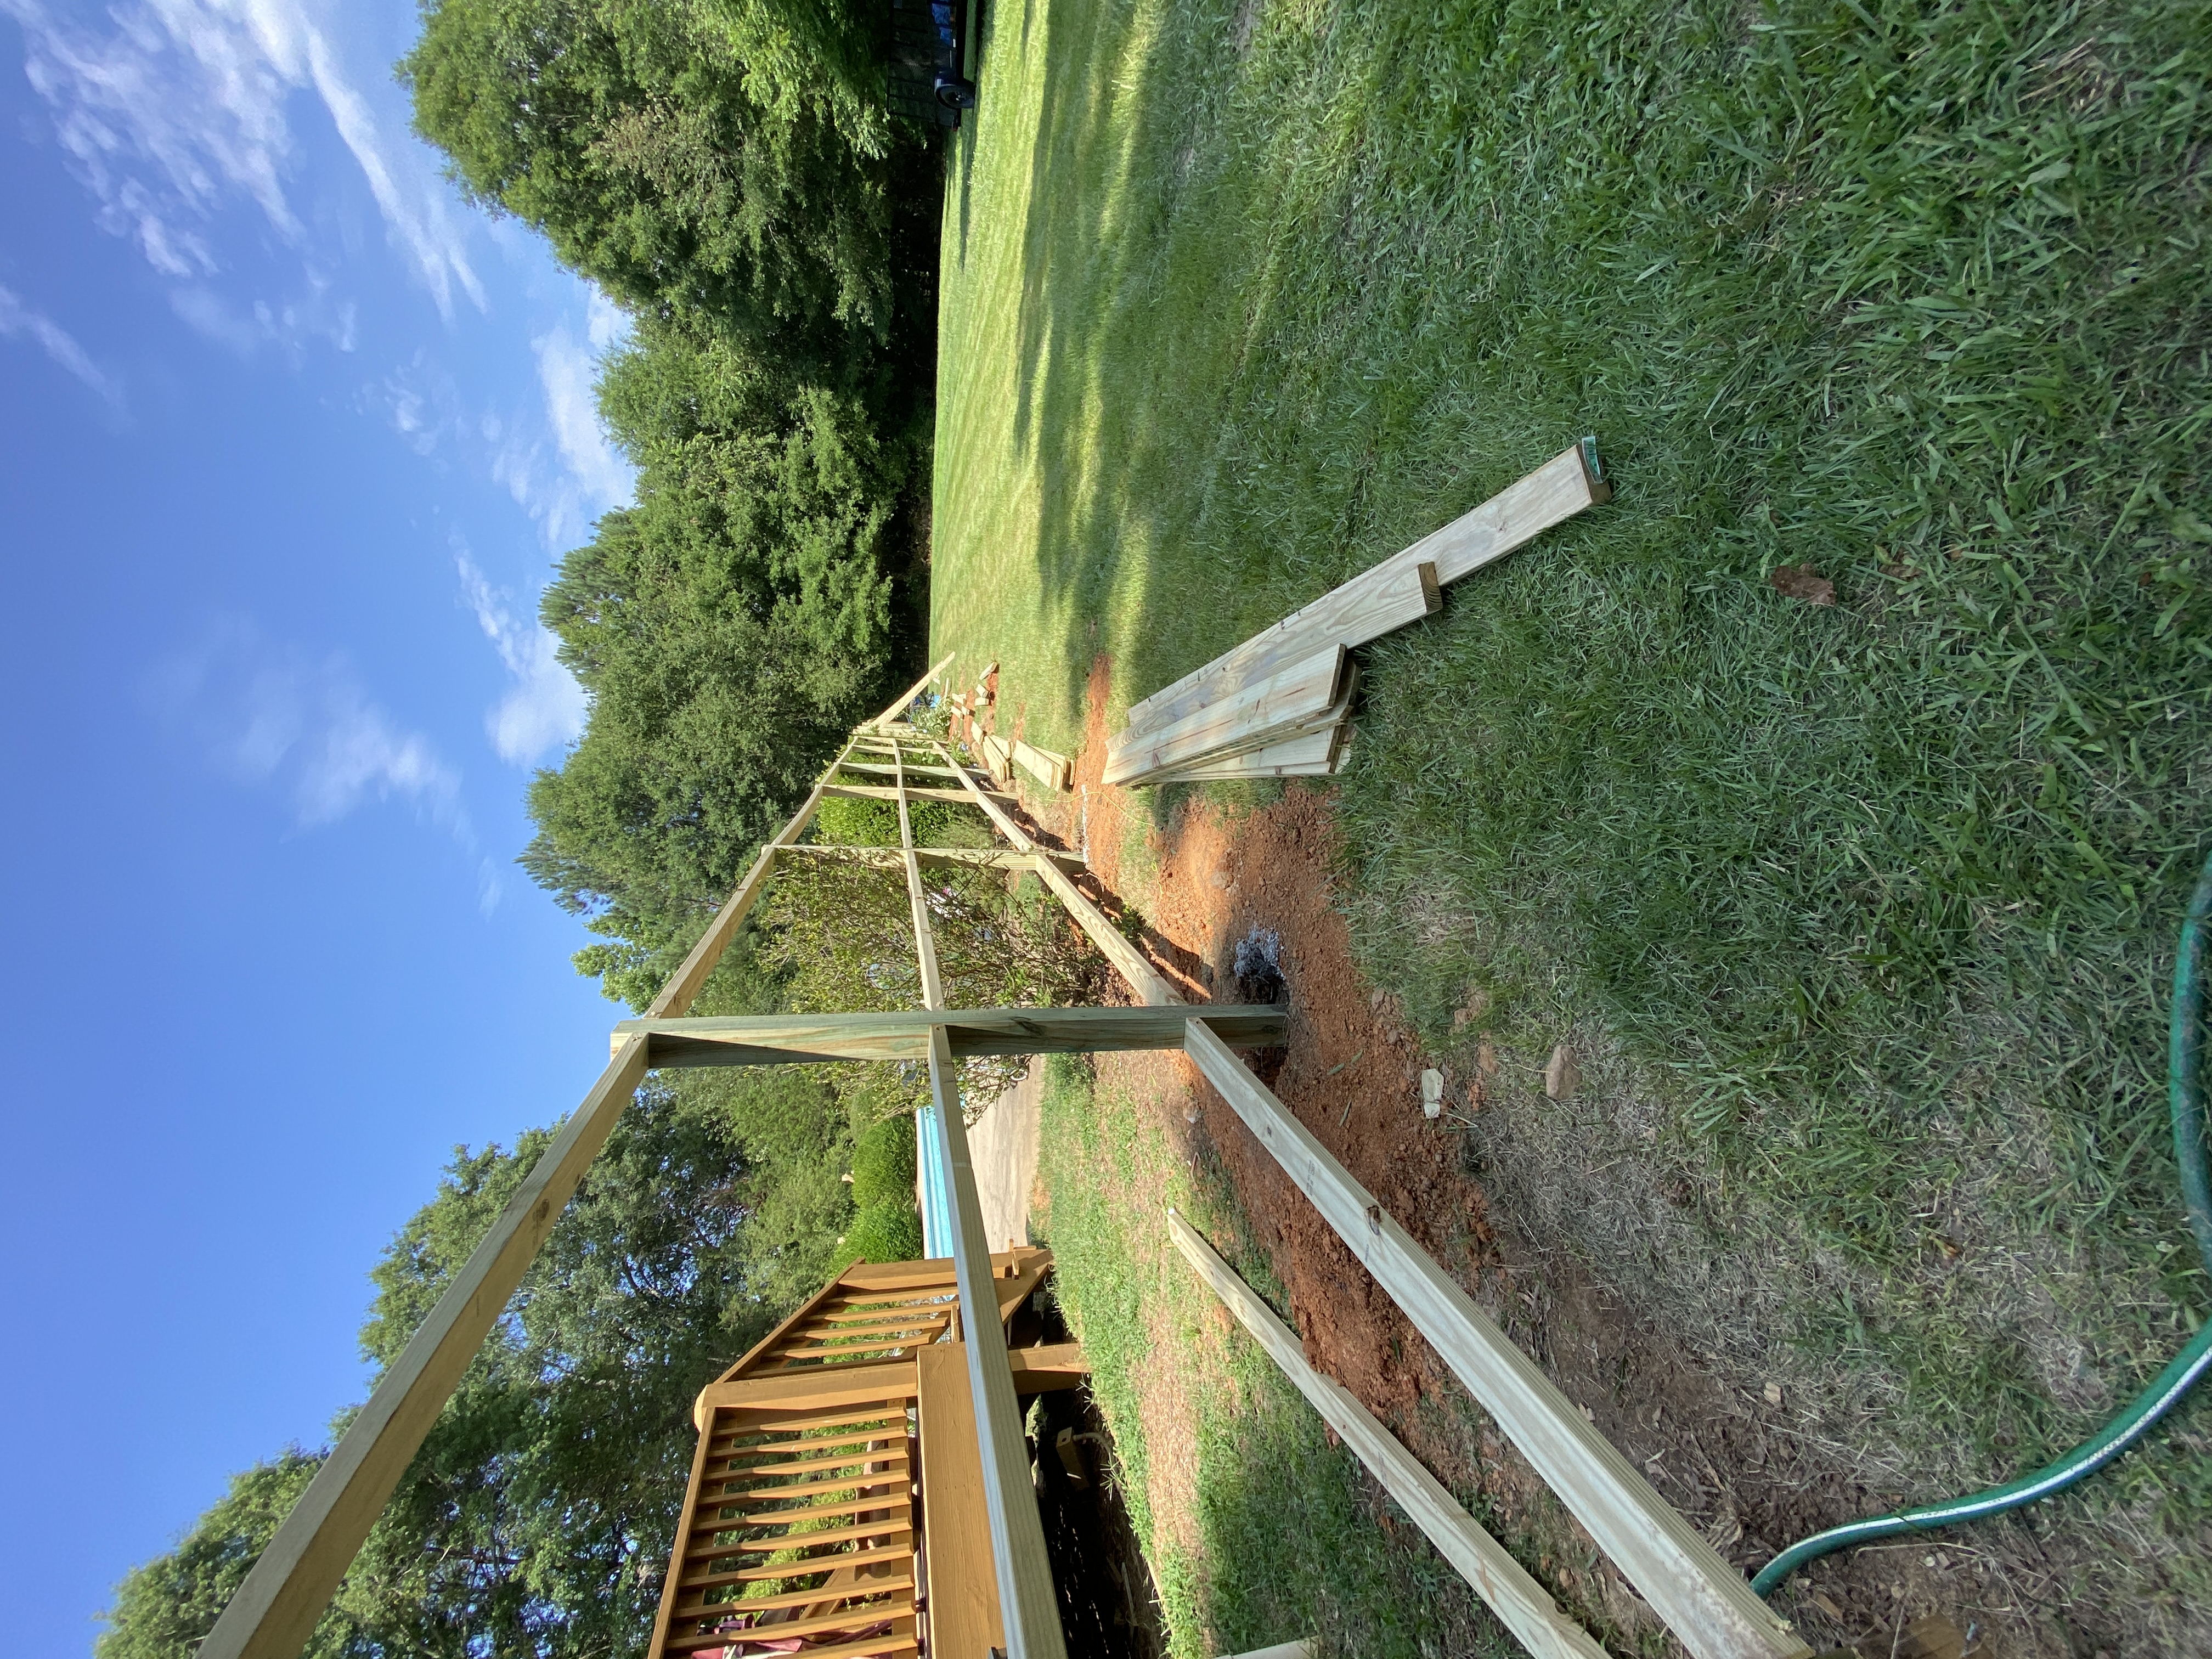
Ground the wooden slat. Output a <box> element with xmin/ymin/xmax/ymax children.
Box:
<box><xmin>709</xmin><ymin>1410</ymin><xmax>906</xmax><ymax>1444</ymax></box>
<box><xmin>672</xmin><ymin>1573</ymin><xmax>912</xmax><ymax>1615</ymax></box>
<box><xmin>779</xmin><ymin>1310</ymin><xmax>949</xmax><ymax>1339</ymax></box>
<box><xmin>1151</xmin><ymin>726</ymin><xmax>1341</xmax><ymax>782</ymax></box>
<box><xmin>685</xmin><ymin>1520</ymin><xmax>915</xmax><ymax>1560</ymax></box>
<box><xmin>1181</xmin><ymin>1020</ymin><xmax>1810</xmax><ymax>1659</ymax></box>
<box><xmin>823</xmin><ymin>782</ymin><xmax>1017</xmax><ymax>806</ymax></box>
<box><xmin>717</xmin><ymin>1448</ymin><xmax>911</xmax><ymax>1481</ymax></box>
<box><xmin>1102</xmin><ymin>646</ymin><xmax>1345</xmax><ymax>786</ymax></box>
<box><xmin>1009</xmin><ymin>738</ymin><xmax>1072</xmax><ymax>791</ymax></box>
<box><xmin>780</xmin><ymin>844</ymin><xmax>1079</xmax><ymax>873</ymax></box>
<box><xmin>1119</xmin><ymin>660</ymin><xmax>1359</xmax><ymax>787</ymax></box>
<box><xmin>194</xmin><ymin>1034</ymin><xmax>655</xmax><ymax>1659</ymax></box>
<box><xmin>665</xmin><ymin>1600</ymin><xmax>913</xmax><ymax>1647</ymax></box>
<box><xmin>1166</xmin><ymin>1212</ymin><xmax>1610</xmax><ymax>1659</ymax></box>
<box><xmin>698</xmin><ymin>1469</ymin><xmax>909</xmax><ymax>1505</ymax></box>
<box><xmin>1120</xmin><ymin>445</ymin><xmax>1605</xmax><ymax>741</ymax></box>
<box><xmin>693</xmin><ymin>1362</ymin><xmax>918</xmax><ymax>1420</ymax></box>
<box><xmin>676</xmin><ymin>1543</ymin><xmax>914</xmax><ymax>1592</ymax></box>
<box><xmin>917</xmin><ymin>1341</ymin><xmax>1004</xmax><ymax>1659</ymax></box>
<box><xmin>695</xmin><ymin>1494</ymin><xmax>913</xmax><ymax>1528</ymax></box>
<box><xmin>665</xmin><ymin>1619</ymin><xmax>917</xmax><ymax>1659</ymax></box>
<box><xmin>623</xmin><ymin>1005</ymin><xmax>1285</xmax><ymax>1068</ymax></box>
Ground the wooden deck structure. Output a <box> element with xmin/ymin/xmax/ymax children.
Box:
<box><xmin>198</xmin><ymin>651</ymin><xmax>1810</xmax><ymax>1659</ymax></box>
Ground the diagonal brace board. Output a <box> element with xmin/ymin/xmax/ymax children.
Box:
<box><xmin>1167</xmin><ymin>1211</ymin><xmax>1610</xmax><ymax>1659</ymax></box>
<box><xmin>1181</xmin><ymin>1019</ymin><xmax>1810</xmax><ymax>1659</ymax></box>
<box><xmin>615</xmin><ymin>1004</ymin><xmax>1286</xmax><ymax>1066</ymax></box>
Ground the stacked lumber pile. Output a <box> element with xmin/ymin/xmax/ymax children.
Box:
<box><xmin>1102</xmin><ymin>442</ymin><xmax>1610</xmax><ymax>787</ymax></box>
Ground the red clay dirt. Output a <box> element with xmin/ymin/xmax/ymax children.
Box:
<box><xmin>983</xmin><ymin>658</ymin><xmax>2062</xmax><ymax>1658</ymax></box>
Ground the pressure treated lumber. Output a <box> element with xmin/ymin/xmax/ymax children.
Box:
<box><xmin>1007</xmin><ymin>1340</ymin><xmax>1091</xmax><ymax>1392</ymax></box>
<box><xmin>1103</xmin><ymin>646</ymin><xmax>1345</xmax><ymax>786</ymax></box>
<box><xmin>1180</xmin><ymin>1020</ymin><xmax>1810</xmax><ymax>1659</ymax></box>
<box><xmin>778</xmin><ymin>844</ymin><xmax>1084</xmax><ymax>872</ymax></box>
<box><xmin>824</xmin><ymin>782</ymin><xmax>1018</xmax><ymax>806</ymax></box>
<box><xmin>1009</xmin><ymin>738</ymin><xmax>1073</xmax><ymax>791</ymax></box>
<box><xmin>615</xmin><ymin>1004</ymin><xmax>1284</xmax><ymax>1066</ymax></box>
<box><xmin>197</xmin><ymin>1036</ymin><xmax>654</xmax><ymax>1659</ymax></box>
<box><xmin>693</xmin><ymin>1361</ymin><xmax>919</xmax><ymax>1418</ymax></box>
<box><xmin>870</xmin><ymin>651</ymin><xmax>955</xmax><ymax>731</ymax></box>
<box><xmin>930</xmin><ymin>737</ymin><xmax>1179</xmax><ymax>1005</ymax></box>
<box><xmin>1119</xmin><ymin>445</ymin><xmax>1604</xmax><ymax>744</ymax></box>
<box><xmin>1149</xmin><ymin>726</ymin><xmax>1342</xmax><ymax>781</ymax></box>
<box><xmin>900</xmin><ymin>762</ymin><xmax>1068</xmax><ymax>1659</ymax></box>
<box><xmin>1167</xmin><ymin>1212</ymin><xmax>1611</xmax><ymax>1659</ymax></box>
<box><xmin>918</xmin><ymin>1342</ymin><xmax>1005</xmax><ymax>1659</ymax></box>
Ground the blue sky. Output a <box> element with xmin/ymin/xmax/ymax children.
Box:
<box><xmin>0</xmin><ymin>3</ymin><xmax>642</xmax><ymax>1651</ymax></box>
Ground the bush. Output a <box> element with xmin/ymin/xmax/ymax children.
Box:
<box><xmin>844</xmin><ymin>1199</ymin><xmax>924</xmax><ymax>1264</ymax></box>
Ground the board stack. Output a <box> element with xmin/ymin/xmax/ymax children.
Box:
<box><xmin>1101</xmin><ymin>442</ymin><xmax>1611</xmax><ymax>788</ymax></box>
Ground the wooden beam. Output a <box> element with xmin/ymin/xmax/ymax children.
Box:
<box><xmin>900</xmin><ymin>751</ymin><xmax>1068</xmax><ymax>1659</ymax></box>
<box><xmin>927</xmin><ymin>738</ymin><xmax>1180</xmax><ymax>1006</ymax></box>
<box><xmin>692</xmin><ymin>1361</ymin><xmax>919</xmax><ymax>1418</ymax></box>
<box><xmin>1008</xmin><ymin>1340</ymin><xmax>1090</xmax><ymax>1393</ymax></box>
<box><xmin>1009</xmin><ymin>739</ymin><xmax>1073</xmax><ymax>792</ymax></box>
<box><xmin>197</xmin><ymin>1037</ymin><xmax>654</xmax><ymax>1659</ymax></box>
<box><xmin>870</xmin><ymin>652</ymin><xmax>955</xmax><ymax>731</ymax></box>
<box><xmin>1180</xmin><ymin>1022</ymin><xmax>1809</xmax><ymax>1659</ymax></box>
<box><xmin>1103</xmin><ymin>646</ymin><xmax>1345</xmax><ymax>786</ymax></box>
<box><xmin>616</xmin><ymin>1005</ymin><xmax>1285</xmax><ymax>1066</ymax></box>
<box><xmin>1167</xmin><ymin>1212</ymin><xmax>1610</xmax><ymax>1659</ymax></box>
<box><xmin>917</xmin><ymin>1342</ymin><xmax>1005</xmax><ymax>1659</ymax></box>
<box><xmin>778</xmin><ymin>844</ymin><xmax>1085</xmax><ymax>873</ymax></box>
<box><xmin>1148</xmin><ymin>726</ymin><xmax>1342</xmax><ymax>782</ymax></box>
<box><xmin>824</xmin><ymin>782</ymin><xmax>1019</xmax><ymax>806</ymax></box>
<box><xmin>918</xmin><ymin>1028</ymin><xmax>1068</xmax><ymax>1659</ymax></box>
<box><xmin>1120</xmin><ymin>444</ymin><xmax>1605</xmax><ymax>741</ymax></box>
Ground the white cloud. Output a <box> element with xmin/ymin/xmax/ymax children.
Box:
<box><xmin>4</xmin><ymin>0</ymin><xmax>480</xmax><ymax>314</ymax></box>
<box><xmin>484</xmin><ymin>290</ymin><xmax>636</xmax><ymax>548</ymax></box>
<box><xmin>0</xmin><ymin>283</ymin><xmax>123</xmax><ymax>411</ymax></box>
<box><xmin>534</xmin><ymin>319</ymin><xmax>632</xmax><ymax>516</ymax></box>
<box><xmin>151</xmin><ymin>617</ymin><xmax>470</xmax><ymax>838</ymax></box>
<box><xmin>454</xmin><ymin>549</ymin><xmax>588</xmax><ymax>768</ymax></box>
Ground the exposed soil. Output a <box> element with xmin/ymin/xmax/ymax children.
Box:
<box><xmin>974</xmin><ymin>661</ymin><xmax>2124</xmax><ymax>1659</ymax></box>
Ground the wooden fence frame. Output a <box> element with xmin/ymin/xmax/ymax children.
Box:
<box><xmin>199</xmin><ymin>657</ymin><xmax>1808</xmax><ymax>1659</ymax></box>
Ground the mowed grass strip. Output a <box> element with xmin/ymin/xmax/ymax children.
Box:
<box><xmin>934</xmin><ymin>0</ymin><xmax>2209</xmax><ymax>1623</ymax></box>
<box><xmin>1032</xmin><ymin>1054</ymin><xmax>1537</xmax><ymax>1659</ymax></box>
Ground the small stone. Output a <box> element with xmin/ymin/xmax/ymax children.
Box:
<box><xmin>1420</xmin><ymin>1068</ymin><xmax>1445</xmax><ymax>1119</ymax></box>
<box><xmin>1369</xmin><ymin>988</ymin><xmax>1386</xmax><ymax>1009</ymax></box>
<box><xmin>1543</xmin><ymin>1044</ymin><xmax>1579</xmax><ymax>1100</ymax></box>
<box><xmin>1763</xmin><ymin>1381</ymin><xmax>1783</xmax><ymax>1407</ymax></box>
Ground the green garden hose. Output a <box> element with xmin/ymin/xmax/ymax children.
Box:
<box><xmin>1750</xmin><ymin>846</ymin><xmax>2212</xmax><ymax>1597</ymax></box>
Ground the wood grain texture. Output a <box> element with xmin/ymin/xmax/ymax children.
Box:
<box><xmin>1181</xmin><ymin>1020</ymin><xmax>1810</xmax><ymax>1659</ymax></box>
<box><xmin>198</xmin><ymin>1037</ymin><xmax>654</xmax><ymax>1659</ymax></box>
<box><xmin>1117</xmin><ymin>446</ymin><xmax>1603</xmax><ymax>744</ymax></box>
<box><xmin>918</xmin><ymin>1341</ymin><xmax>1005</xmax><ymax>1659</ymax></box>
<box><xmin>1166</xmin><ymin>1212</ymin><xmax>1611</xmax><ymax>1659</ymax></box>
<box><xmin>921</xmin><ymin>1026</ymin><xmax>1070</xmax><ymax>1659</ymax></box>
<box><xmin>1009</xmin><ymin>738</ymin><xmax>1073</xmax><ymax>791</ymax></box>
<box><xmin>1102</xmin><ymin>646</ymin><xmax>1344</xmax><ymax>785</ymax></box>
<box><xmin>617</xmin><ymin>1005</ymin><xmax>1285</xmax><ymax>1066</ymax></box>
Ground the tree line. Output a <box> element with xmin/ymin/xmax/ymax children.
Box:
<box><xmin>100</xmin><ymin>2</ymin><xmax>946</xmax><ymax>1652</ymax></box>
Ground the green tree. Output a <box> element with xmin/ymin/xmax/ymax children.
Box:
<box><xmin>402</xmin><ymin>0</ymin><xmax>907</xmax><ymax>360</ymax></box>
<box><xmin>522</xmin><ymin>316</ymin><xmax>913</xmax><ymax>995</ymax></box>
<box><xmin>100</xmin><ymin>1071</ymin><xmax>855</xmax><ymax>1658</ymax></box>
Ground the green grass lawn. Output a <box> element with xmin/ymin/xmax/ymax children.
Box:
<box><xmin>933</xmin><ymin>0</ymin><xmax>2211</xmax><ymax>1642</ymax></box>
